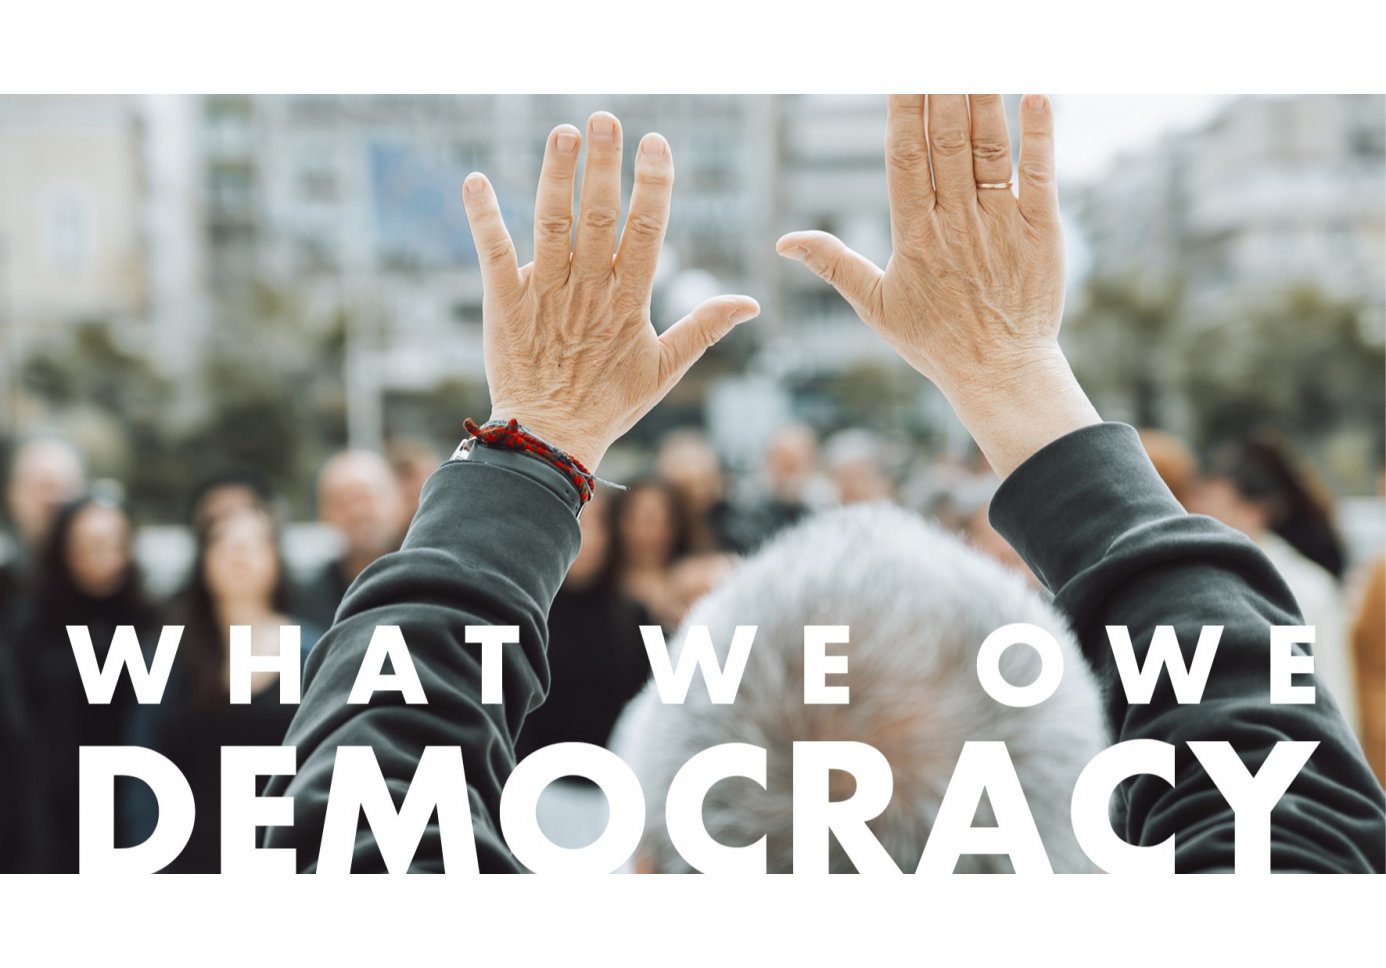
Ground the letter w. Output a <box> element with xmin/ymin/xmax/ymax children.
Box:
<box><xmin>641</xmin><ymin>625</ymin><xmax>756</xmax><ymax>704</ymax></box>
<box><xmin>68</xmin><ymin>625</ymin><xmax>182</xmax><ymax>705</ymax></box>
<box><xmin>1106</xmin><ymin>625</ymin><xmax>1222</xmax><ymax>704</ymax></box>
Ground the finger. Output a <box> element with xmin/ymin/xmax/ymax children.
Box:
<box><xmin>968</xmin><ymin>94</ymin><xmax>1014</xmax><ymax>195</ymax></box>
<box><xmin>1017</xmin><ymin>94</ymin><xmax>1060</xmax><ymax>228</ymax></box>
<box><xmin>572</xmin><ymin>112</ymin><xmax>624</xmax><ymax>279</ymax></box>
<box><xmin>532</xmin><ymin>123</ymin><xmax>582</xmax><ymax>288</ymax></box>
<box><xmin>776</xmin><ymin>230</ymin><xmax>884</xmax><ymax>322</ymax></box>
<box><xmin>462</xmin><ymin>173</ymin><xmax>522</xmax><ymax>304</ymax></box>
<box><xmin>885</xmin><ymin>94</ymin><xmax>935</xmax><ymax>241</ymax></box>
<box><xmin>657</xmin><ymin>295</ymin><xmax>760</xmax><ymax>391</ymax></box>
<box><xmin>927</xmin><ymin>94</ymin><xmax>975</xmax><ymax>208</ymax></box>
<box><xmin>614</xmin><ymin>133</ymin><xmax>673</xmax><ymax>292</ymax></box>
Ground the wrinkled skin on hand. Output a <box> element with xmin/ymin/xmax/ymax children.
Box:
<box><xmin>462</xmin><ymin>113</ymin><xmax>759</xmax><ymax>471</ymax></box>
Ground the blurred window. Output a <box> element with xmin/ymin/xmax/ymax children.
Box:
<box><xmin>44</xmin><ymin>189</ymin><xmax>87</xmax><ymax>272</ymax></box>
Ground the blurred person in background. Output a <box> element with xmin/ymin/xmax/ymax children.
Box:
<box><xmin>158</xmin><ymin>469</ymin><xmax>284</xmax><ymax>634</ymax></box>
<box><xmin>1189</xmin><ymin>433</ymin><xmax>1357</xmax><ymax>736</ymax></box>
<box><xmin>386</xmin><ymin>436</ymin><xmax>443</xmax><ymax>535</ymax></box>
<box><xmin>297</xmin><ymin>450</ymin><xmax>405</xmax><ymax>630</ymax></box>
<box><xmin>1351</xmin><ymin>556</ymin><xmax>1385</xmax><ymax>784</ymax></box>
<box><xmin>907</xmin><ymin>446</ymin><xmax>995</xmax><ymax>534</ymax></box>
<box><xmin>667</xmin><ymin>551</ymin><xmax>739</xmax><ymax>627</ymax></box>
<box><xmin>1</xmin><ymin>437</ymin><xmax>86</xmax><ymax>615</ymax></box>
<box><xmin>186</xmin><ymin>468</ymin><xmax>280</xmax><ymax>533</ymax></box>
<box><xmin>1138</xmin><ymin>428</ymin><xmax>1198</xmax><ymax>508</ymax></box>
<box><xmin>1</xmin><ymin>437</ymin><xmax>86</xmax><ymax>870</ymax></box>
<box><xmin>517</xmin><ymin>493</ymin><xmax>651</xmax><ymax>760</ymax></box>
<box><xmin>655</xmin><ymin>429</ymin><xmax>745</xmax><ymax>552</ymax></box>
<box><xmin>517</xmin><ymin>493</ymin><xmax>652</xmax><ymax>847</ymax></box>
<box><xmin>612</xmin><ymin>477</ymin><xmax>691</xmax><ymax>630</ymax></box>
<box><xmin>825</xmin><ymin>428</ymin><xmax>896</xmax><ymax>505</ymax></box>
<box><xmin>1348</xmin><ymin>456</ymin><xmax>1385</xmax><ymax>784</ymax></box>
<box><xmin>147</xmin><ymin>504</ymin><xmax>320</xmax><ymax>872</ymax></box>
<box><xmin>12</xmin><ymin>491</ymin><xmax>154</xmax><ymax>872</ymax></box>
<box><xmin>737</xmin><ymin>423</ymin><xmax>829</xmax><ymax>548</ymax></box>
<box><xmin>1196</xmin><ymin>433</ymin><xmax>1347</xmax><ymax>580</ymax></box>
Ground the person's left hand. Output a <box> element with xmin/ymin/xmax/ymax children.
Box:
<box><xmin>462</xmin><ymin>112</ymin><xmax>760</xmax><ymax>471</ymax></box>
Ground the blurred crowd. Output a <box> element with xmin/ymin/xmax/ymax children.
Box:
<box><xmin>0</xmin><ymin>418</ymin><xmax>1381</xmax><ymax>872</ymax></box>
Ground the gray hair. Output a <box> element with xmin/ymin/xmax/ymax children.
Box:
<box><xmin>613</xmin><ymin>503</ymin><xmax>1106</xmax><ymax>873</ymax></box>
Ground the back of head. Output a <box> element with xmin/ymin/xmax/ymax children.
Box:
<box><xmin>619</xmin><ymin>503</ymin><xmax>1106</xmax><ymax>873</ymax></box>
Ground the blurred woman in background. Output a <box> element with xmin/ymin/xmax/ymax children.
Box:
<box><xmin>1190</xmin><ymin>432</ymin><xmax>1358</xmax><ymax>736</ymax></box>
<box><xmin>611</xmin><ymin>478</ymin><xmax>690</xmax><ymax>631</ymax></box>
<box><xmin>146</xmin><ymin>503</ymin><xmax>319</xmax><ymax>872</ymax></box>
<box><xmin>15</xmin><ymin>491</ymin><xmax>155</xmax><ymax>872</ymax></box>
<box><xmin>518</xmin><ymin>493</ymin><xmax>650</xmax><ymax>759</ymax></box>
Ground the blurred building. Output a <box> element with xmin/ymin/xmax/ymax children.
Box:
<box><xmin>772</xmin><ymin>95</ymin><xmax>893</xmax><ymax>373</ymax></box>
<box><xmin>745</xmin><ymin>95</ymin><xmax>1027</xmax><ymax>457</ymax></box>
<box><xmin>3</xmin><ymin>94</ymin><xmax>1380</xmax><ymax>507</ymax></box>
<box><xmin>1069</xmin><ymin>94</ymin><xmax>1386</xmax><ymax>325</ymax></box>
<box><xmin>0</xmin><ymin>96</ymin><xmax>147</xmax><ymax>430</ymax></box>
<box><xmin>193</xmin><ymin>94</ymin><xmax>779</xmax><ymax>448</ymax></box>
<box><xmin>1065</xmin><ymin>94</ymin><xmax>1386</xmax><ymax>479</ymax></box>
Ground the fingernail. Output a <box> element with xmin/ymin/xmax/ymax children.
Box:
<box><xmin>464</xmin><ymin>173</ymin><xmax>486</xmax><ymax>196</ymax></box>
<box><xmin>1023</xmin><ymin>94</ymin><xmax>1049</xmax><ymax>113</ymax></box>
<box><xmin>591</xmin><ymin>114</ymin><xmax>616</xmax><ymax>141</ymax></box>
<box><xmin>555</xmin><ymin>130</ymin><xmax>579</xmax><ymax>154</ymax></box>
<box><xmin>640</xmin><ymin>134</ymin><xmax>667</xmax><ymax>158</ymax></box>
<box><xmin>778</xmin><ymin>246</ymin><xmax>808</xmax><ymax>262</ymax></box>
<box><xmin>731</xmin><ymin>305</ymin><xmax>760</xmax><ymax>325</ymax></box>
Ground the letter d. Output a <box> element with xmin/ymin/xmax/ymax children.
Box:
<box><xmin>80</xmin><ymin>747</ymin><xmax>194</xmax><ymax>873</ymax></box>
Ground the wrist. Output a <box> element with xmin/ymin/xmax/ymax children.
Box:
<box><xmin>489</xmin><ymin>411</ymin><xmax>605</xmax><ymax>472</ymax></box>
<box><xmin>464</xmin><ymin>417</ymin><xmax>600</xmax><ymax>506</ymax></box>
<box><xmin>939</xmin><ymin>347</ymin><xmax>1101</xmax><ymax>479</ymax></box>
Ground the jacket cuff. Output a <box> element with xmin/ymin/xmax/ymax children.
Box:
<box><xmin>988</xmin><ymin>422</ymin><xmax>1186</xmax><ymax>592</ymax></box>
<box><xmin>445</xmin><ymin>443</ymin><xmax>584</xmax><ymax>518</ymax></box>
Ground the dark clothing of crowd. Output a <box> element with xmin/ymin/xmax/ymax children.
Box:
<box><xmin>12</xmin><ymin>594</ymin><xmax>157</xmax><ymax>871</ymax></box>
<box><xmin>516</xmin><ymin>584</ymin><xmax>652</xmax><ymax>761</ymax></box>
<box><xmin>136</xmin><ymin>637</ymin><xmax>315</xmax><ymax>873</ymax></box>
<box><xmin>294</xmin><ymin>560</ymin><xmax>353</xmax><ymax>632</ymax></box>
<box><xmin>0</xmin><ymin>499</ymin><xmax>333</xmax><ymax>873</ymax></box>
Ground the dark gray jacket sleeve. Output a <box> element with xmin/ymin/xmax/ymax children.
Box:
<box><xmin>991</xmin><ymin>422</ymin><xmax>1385</xmax><ymax>872</ymax></box>
<box><xmin>263</xmin><ymin>453</ymin><xmax>581</xmax><ymax>872</ymax></box>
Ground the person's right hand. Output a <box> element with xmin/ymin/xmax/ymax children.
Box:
<box><xmin>462</xmin><ymin>113</ymin><xmax>759</xmax><ymax>472</ymax></box>
<box><xmin>776</xmin><ymin>94</ymin><xmax>1099</xmax><ymax>477</ymax></box>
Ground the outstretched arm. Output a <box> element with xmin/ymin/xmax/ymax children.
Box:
<box><xmin>780</xmin><ymin>94</ymin><xmax>1384</xmax><ymax>871</ymax></box>
<box><xmin>265</xmin><ymin>113</ymin><xmax>759</xmax><ymax>872</ymax></box>
<box><xmin>777</xmin><ymin>94</ymin><xmax>1099</xmax><ymax>478</ymax></box>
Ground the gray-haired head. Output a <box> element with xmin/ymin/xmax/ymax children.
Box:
<box><xmin>614</xmin><ymin>503</ymin><xmax>1107</xmax><ymax>873</ymax></box>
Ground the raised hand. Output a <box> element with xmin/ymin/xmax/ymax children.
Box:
<box><xmin>776</xmin><ymin>94</ymin><xmax>1099</xmax><ymax>477</ymax></box>
<box><xmin>462</xmin><ymin>112</ymin><xmax>760</xmax><ymax>471</ymax></box>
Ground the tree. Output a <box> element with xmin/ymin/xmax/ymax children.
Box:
<box><xmin>1181</xmin><ymin>287</ymin><xmax>1384</xmax><ymax>448</ymax></box>
<box><xmin>1062</xmin><ymin>276</ymin><xmax>1182</xmax><ymax>428</ymax></box>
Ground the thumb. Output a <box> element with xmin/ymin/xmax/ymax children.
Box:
<box><xmin>657</xmin><ymin>295</ymin><xmax>760</xmax><ymax>390</ymax></box>
<box><xmin>776</xmin><ymin>230</ymin><xmax>883</xmax><ymax>321</ymax></box>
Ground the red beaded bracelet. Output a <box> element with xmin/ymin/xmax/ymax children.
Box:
<box><xmin>461</xmin><ymin>417</ymin><xmax>597</xmax><ymax>505</ymax></box>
